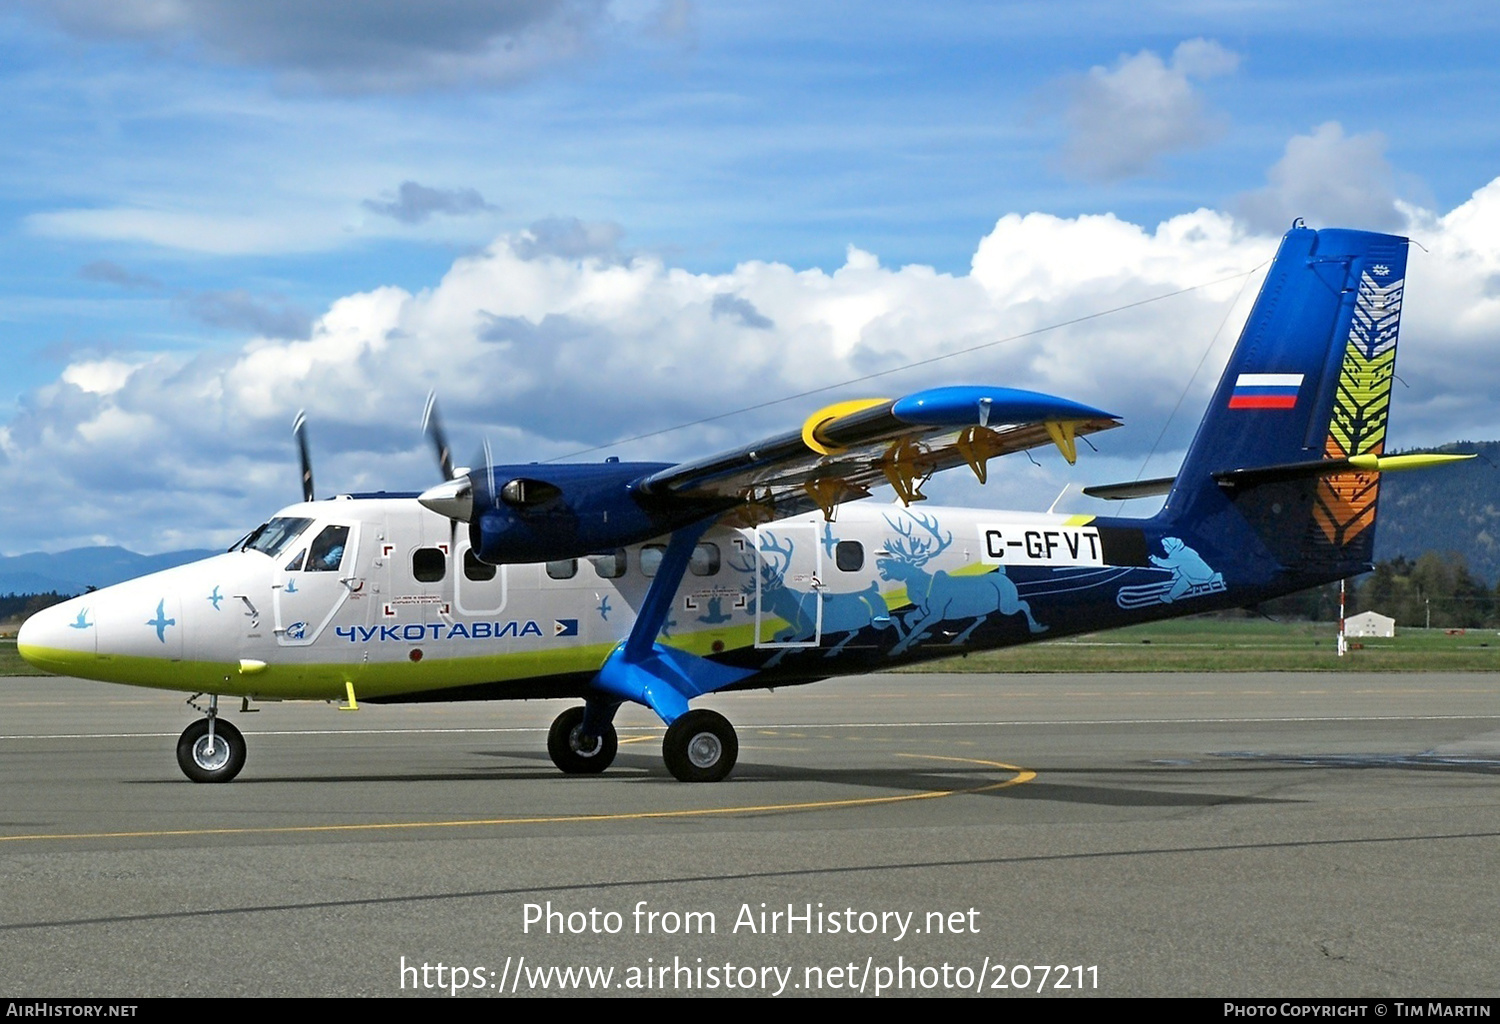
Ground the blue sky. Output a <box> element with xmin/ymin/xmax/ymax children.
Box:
<box><xmin>2</xmin><ymin>1</ymin><xmax>1499</xmax><ymax>553</ymax></box>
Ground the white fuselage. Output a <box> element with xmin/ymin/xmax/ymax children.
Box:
<box><xmin>18</xmin><ymin>495</ymin><xmax>1108</xmax><ymax>702</ymax></box>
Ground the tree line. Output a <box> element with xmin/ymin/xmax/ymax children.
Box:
<box><xmin>1263</xmin><ymin>551</ymin><xmax>1497</xmax><ymax>629</ymax></box>
<box><xmin>0</xmin><ymin>592</ymin><xmax>69</xmax><ymax>624</ymax></box>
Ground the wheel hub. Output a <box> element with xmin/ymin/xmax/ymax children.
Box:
<box><xmin>686</xmin><ymin>732</ymin><xmax>722</xmax><ymax>769</ymax></box>
<box><xmin>569</xmin><ymin>726</ymin><xmax>603</xmax><ymax>758</ymax></box>
<box><xmin>193</xmin><ymin>736</ymin><xmax>232</xmax><ymax>771</ymax></box>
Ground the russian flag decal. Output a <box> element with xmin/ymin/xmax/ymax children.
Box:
<box><xmin>1228</xmin><ymin>373</ymin><xmax>1303</xmax><ymax>410</ymax></box>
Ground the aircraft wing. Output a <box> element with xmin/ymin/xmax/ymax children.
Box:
<box><xmin>638</xmin><ymin>385</ymin><xmax>1120</xmax><ymax>523</ymax></box>
<box><xmin>428</xmin><ymin>384</ymin><xmax>1121</xmax><ymax>563</ymax></box>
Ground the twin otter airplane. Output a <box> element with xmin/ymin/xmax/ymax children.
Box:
<box><xmin>18</xmin><ymin>226</ymin><xmax>1466</xmax><ymax>783</ymax></box>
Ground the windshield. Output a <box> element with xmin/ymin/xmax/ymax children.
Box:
<box><xmin>242</xmin><ymin>517</ymin><xmax>314</xmax><ymax>558</ymax></box>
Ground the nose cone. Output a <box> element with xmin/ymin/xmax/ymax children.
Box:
<box><xmin>17</xmin><ymin>597</ymin><xmax>96</xmax><ymax>675</ymax></box>
<box><xmin>418</xmin><ymin>476</ymin><xmax>474</xmax><ymax>522</ymax></box>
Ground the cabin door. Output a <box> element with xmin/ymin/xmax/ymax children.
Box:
<box><xmin>753</xmin><ymin>524</ymin><xmax>822</xmax><ymax>649</ymax></box>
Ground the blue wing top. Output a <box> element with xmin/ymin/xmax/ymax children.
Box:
<box><xmin>428</xmin><ymin>384</ymin><xmax>1119</xmax><ymax>564</ymax></box>
<box><xmin>638</xmin><ymin>385</ymin><xmax>1119</xmax><ymax>522</ymax></box>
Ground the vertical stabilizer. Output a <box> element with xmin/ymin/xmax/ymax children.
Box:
<box><xmin>1163</xmin><ymin>225</ymin><xmax>1408</xmax><ymax>577</ymax></box>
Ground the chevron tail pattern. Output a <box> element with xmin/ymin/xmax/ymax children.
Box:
<box><xmin>1313</xmin><ymin>272</ymin><xmax>1403</xmax><ymax>547</ymax></box>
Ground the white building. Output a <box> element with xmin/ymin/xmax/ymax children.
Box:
<box><xmin>1346</xmin><ymin>611</ymin><xmax>1396</xmax><ymax>638</ymax></box>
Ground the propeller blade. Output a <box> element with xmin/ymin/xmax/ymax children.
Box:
<box><xmin>293</xmin><ymin>410</ymin><xmax>315</xmax><ymax>503</ymax></box>
<box><xmin>422</xmin><ymin>391</ymin><xmax>455</xmax><ymax>482</ymax></box>
<box><xmin>483</xmin><ymin>437</ymin><xmax>495</xmax><ymax>509</ymax></box>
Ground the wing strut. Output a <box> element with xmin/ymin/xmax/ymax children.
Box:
<box><xmin>586</xmin><ymin>520</ymin><xmax>756</xmax><ymax>725</ymax></box>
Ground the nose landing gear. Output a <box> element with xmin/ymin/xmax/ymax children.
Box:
<box><xmin>176</xmin><ymin>694</ymin><xmax>246</xmax><ymax>783</ymax></box>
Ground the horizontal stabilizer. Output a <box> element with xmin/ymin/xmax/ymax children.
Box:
<box><xmin>1087</xmin><ymin>454</ymin><xmax>1473</xmax><ymax>502</ymax></box>
<box><xmin>1213</xmin><ymin>452</ymin><xmax>1474</xmax><ymax>490</ymax></box>
<box><xmin>1081</xmin><ymin>475</ymin><xmax>1176</xmax><ymax>501</ymax></box>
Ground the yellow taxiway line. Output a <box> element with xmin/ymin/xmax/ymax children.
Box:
<box><xmin>0</xmin><ymin>755</ymin><xmax>1034</xmax><ymax>845</ymax></box>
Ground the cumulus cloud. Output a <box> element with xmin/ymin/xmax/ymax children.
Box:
<box><xmin>512</xmin><ymin>217</ymin><xmax>626</xmax><ymax>261</ymax></box>
<box><xmin>363</xmin><ymin>181</ymin><xmax>498</xmax><ymax>225</ymax></box>
<box><xmin>1060</xmin><ymin>38</ymin><xmax>1239</xmax><ymax>181</ymax></box>
<box><xmin>711</xmin><ymin>293</ymin><xmax>774</xmax><ymax>330</ymax></box>
<box><xmin>22</xmin><ymin>0</ymin><xmax>613</xmax><ymax>92</ymax></box>
<box><xmin>0</xmin><ymin>208</ymin><xmax>1266</xmax><ymax>550</ymax></box>
<box><xmin>6</xmin><ymin>183</ymin><xmax>1500</xmax><ymax>554</ymax></box>
<box><xmin>1235</xmin><ymin>122</ymin><xmax>1406</xmax><ymax>234</ymax></box>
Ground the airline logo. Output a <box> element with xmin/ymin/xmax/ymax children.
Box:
<box><xmin>1228</xmin><ymin>373</ymin><xmax>1303</xmax><ymax>410</ymax></box>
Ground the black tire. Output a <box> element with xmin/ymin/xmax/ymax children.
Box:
<box><xmin>662</xmin><ymin>709</ymin><xmax>737</xmax><ymax>783</ymax></box>
<box><xmin>176</xmin><ymin>718</ymin><xmax>246</xmax><ymax>783</ymax></box>
<box><xmin>547</xmin><ymin>707</ymin><xmax>618</xmax><ymax>774</ymax></box>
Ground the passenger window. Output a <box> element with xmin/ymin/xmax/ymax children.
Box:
<box><xmin>640</xmin><ymin>544</ymin><xmax>667</xmax><ymax>578</ymax></box>
<box><xmin>835</xmin><ymin>540</ymin><xmax>864</xmax><ymax>572</ymax></box>
<box><xmin>690</xmin><ymin>542</ymin><xmax>720</xmax><ymax>577</ymax></box>
<box><xmin>284</xmin><ymin>549</ymin><xmax>306</xmax><ymax>572</ymax></box>
<box><xmin>307</xmin><ymin>525</ymin><xmax>350</xmax><ymax>572</ymax></box>
<box><xmin>546</xmin><ymin>558</ymin><xmax>577</xmax><ymax>580</ymax></box>
<box><xmin>412</xmin><ymin>547</ymin><xmax>446</xmax><ymax>583</ymax></box>
<box><xmin>464</xmin><ymin>550</ymin><xmax>497</xmax><ymax>581</ymax></box>
<box><xmin>589</xmin><ymin>550</ymin><xmax>626</xmax><ymax>579</ymax></box>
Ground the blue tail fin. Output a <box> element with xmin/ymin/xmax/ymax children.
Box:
<box><xmin>1163</xmin><ymin>225</ymin><xmax>1408</xmax><ymax>579</ymax></box>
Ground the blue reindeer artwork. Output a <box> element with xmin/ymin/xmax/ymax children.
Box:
<box><xmin>878</xmin><ymin>511</ymin><xmax>1046</xmax><ymax>656</ymax></box>
<box><xmin>733</xmin><ymin>531</ymin><xmax>895</xmax><ymax>667</ymax></box>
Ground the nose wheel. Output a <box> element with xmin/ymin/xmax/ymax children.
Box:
<box><xmin>176</xmin><ymin>717</ymin><xmax>247</xmax><ymax>783</ymax></box>
<box><xmin>547</xmin><ymin>706</ymin><xmax>618</xmax><ymax>774</ymax></box>
<box><xmin>663</xmin><ymin>709</ymin><xmax>737</xmax><ymax>782</ymax></box>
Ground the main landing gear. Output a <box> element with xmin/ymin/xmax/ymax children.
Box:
<box><xmin>662</xmin><ymin>709</ymin><xmax>737</xmax><ymax>783</ymax></box>
<box><xmin>176</xmin><ymin>695</ymin><xmax>246</xmax><ymax>783</ymax></box>
<box><xmin>547</xmin><ymin>705</ymin><xmax>738</xmax><ymax>782</ymax></box>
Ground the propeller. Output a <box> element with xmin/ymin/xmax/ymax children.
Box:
<box><xmin>417</xmin><ymin>392</ymin><xmax>477</xmax><ymax>526</ymax></box>
<box><xmin>293</xmin><ymin>410</ymin><xmax>315</xmax><ymax>502</ymax></box>
<box><xmin>482</xmin><ymin>436</ymin><xmax>495</xmax><ymax>514</ymax></box>
<box><xmin>422</xmin><ymin>392</ymin><xmax>455</xmax><ymax>482</ymax></box>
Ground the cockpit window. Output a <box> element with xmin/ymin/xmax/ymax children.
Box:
<box><xmin>306</xmin><ymin>525</ymin><xmax>350</xmax><ymax>572</ymax></box>
<box><xmin>243</xmin><ymin>517</ymin><xmax>314</xmax><ymax>558</ymax></box>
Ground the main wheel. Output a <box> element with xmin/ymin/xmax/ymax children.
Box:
<box><xmin>547</xmin><ymin>707</ymin><xmax>618</xmax><ymax>774</ymax></box>
<box><xmin>662</xmin><ymin>709</ymin><xmax>737</xmax><ymax>783</ymax></box>
<box><xmin>176</xmin><ymin>718</ymin><xmax>247</xmax><ymax>783</ymax></box>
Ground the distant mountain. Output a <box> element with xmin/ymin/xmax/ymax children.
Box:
<box><xmin>0</xmin><ymin>546</ymin><xmax>220</xmax><ymax>596</ymax></box>
<box><xmin>1376</xmin><ymin>441</ymin><xmax>1500</xmax><ymax>584</ymax></box>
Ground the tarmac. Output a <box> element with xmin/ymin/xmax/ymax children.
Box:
<box><xmin>2</xmin><ymin>670</ymin><xmax>1498</xmax><ymax>997</ymax></box>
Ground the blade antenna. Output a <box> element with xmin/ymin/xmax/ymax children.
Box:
<box><xmin>293</xmin><ymin>410</ymin><xmax>315</xmax><ymax>502</ymax></box>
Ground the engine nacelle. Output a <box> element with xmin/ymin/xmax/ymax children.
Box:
<box><xmin>422</xmin><ymin>461</ymin><xmax>727</xmax><ymax>565</ymax></box>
